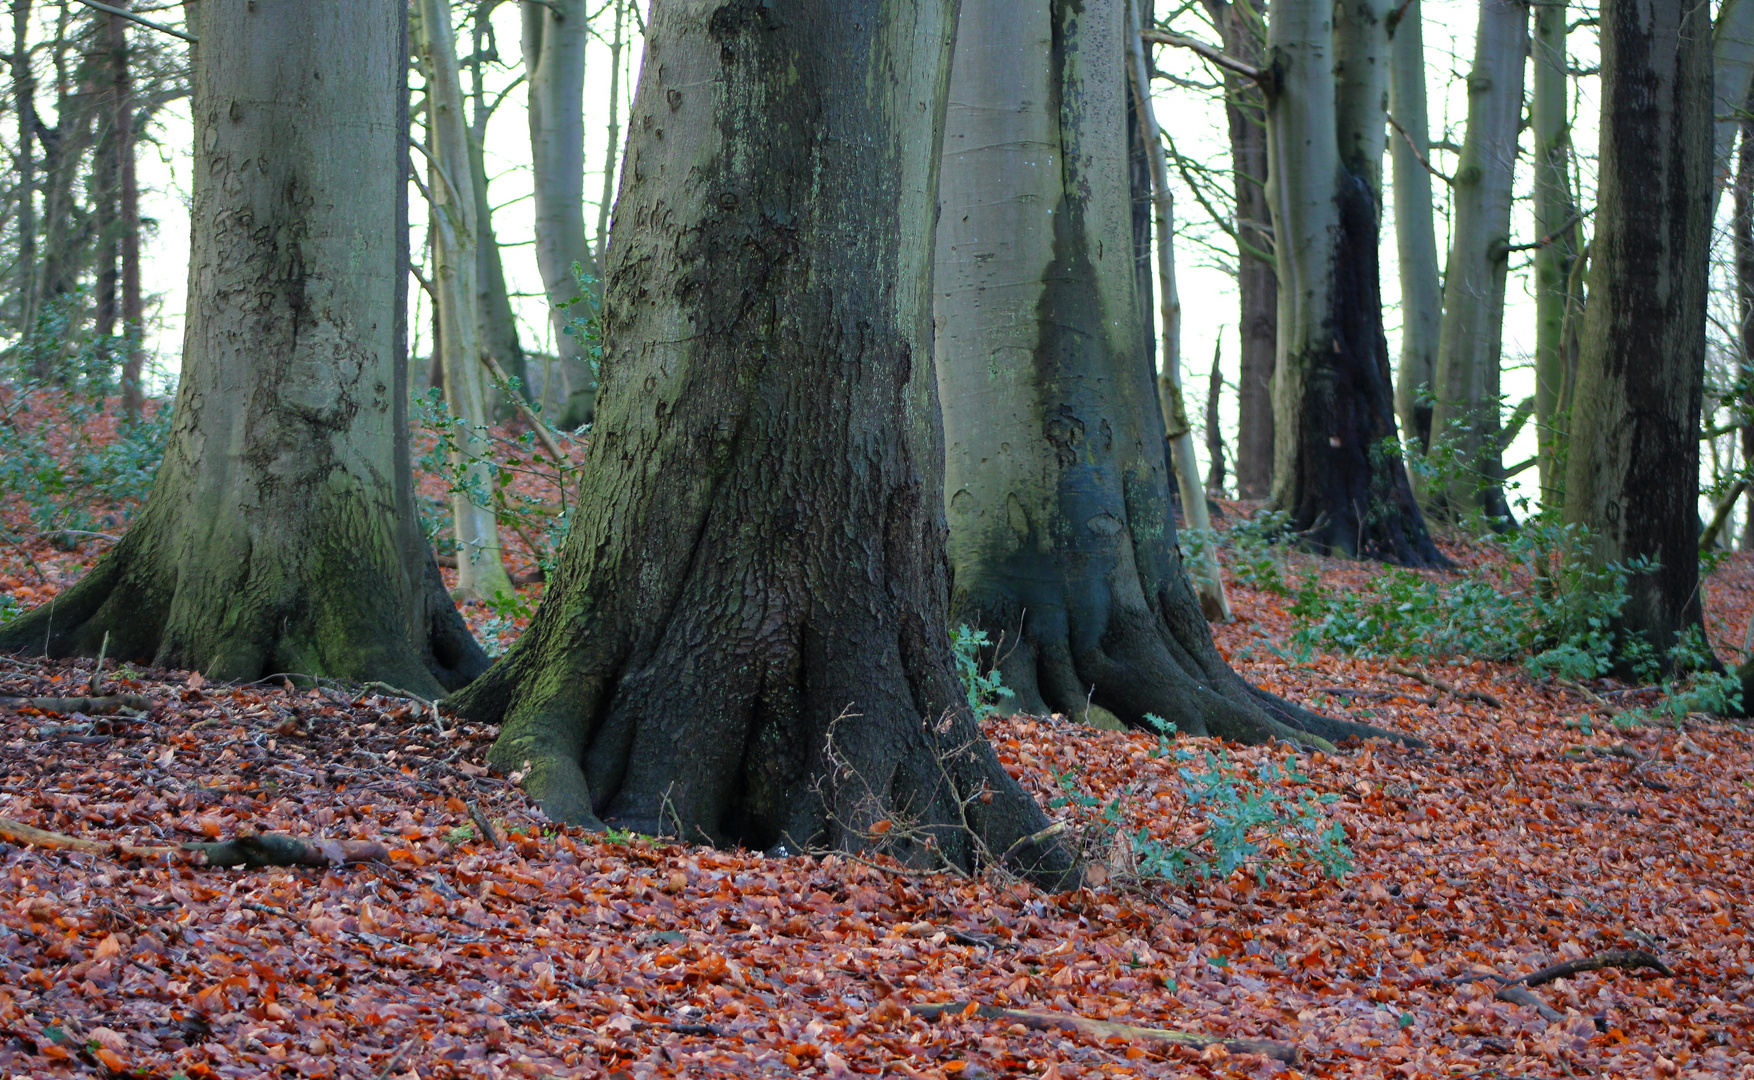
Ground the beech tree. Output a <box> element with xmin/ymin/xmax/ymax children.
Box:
<box><xmin>1530</xmin><ymin>0</ymin><xmax>1580</xmax><ymax>506</ymax></box>
<box><xmin>1387</xmin><ymin>0</ymin><xmax>1442</xmax><ymax>455</ymax></box>
<box><xmin>1562</xmin><ymin>0</ymin><xmax>1710</xmax><ymax>662</ymax></box>
<box><xmin>1264</xmin><ymin>0</ymin><xmax>1441</xmax><ymax>565</ymax></box>
<box><xmin>1426</xmin><ymin>0</ymin><xmax>1527</xmax><ymax>525</ymax></box>
<box><xmin>450</xmin><ymin>0</ymin><xmax>1075</xmax><ymax>879</ymax></box>
<box><xmin>0</xmin><ymin>0</ymin><xmax>487</xmax><ymax>695</ymax></box>
<box><xmin>933</xmin><ymin>0</ymin><xmax>1383</xmax><ymax>746</ymax></box>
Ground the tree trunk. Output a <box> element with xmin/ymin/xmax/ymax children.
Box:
<box><xmin>522</xmin><ymin>0</ymin><xmax>597</xmax><ymax>428</ymax></box>
<box><xmin>1206</xmin><ymin>344</ymin><xmax>1227</xmax><ymax>496</ymax></box>
<box><xmin>1128</xmin><ymin>5</ymin><xmax>1230</xmax><ymax>622</ymax></box>
<box><xmin>110</xmin><ymin>5</ymin><xmax>144</xmax><ymax>420</ymax></box>
<box><xmin>0</xmin><ymin>0</ymin><xmax>488</xmax><ymax>697</ymax></box>
<box><xmin>933</xmin><ymin>0</ymin><xmax>1390</xmax><ymax>747</ymax></box>
<box><xmin>1208</xmin><ymin>0</ymin><xmax>1276</xmax><ymax>499</ymax></box>
<box><xmin>12</xmin><ymin>0</ymin><xmax>38</xmax><ymax>342</ymax></box>
<box><xmin>591</xmin><ymin>0</ymin><xmax>624</xmax><ymax>277</ymax></box>
<box><xmin>1714</xmin><ymin>0</ymin><xmax>1754</xmax><ymax>200</ymax></box>
<box><xmin>1562</xmin><ymin>0</ymin><xmax>1711</xmax><ymax>664</ymax></box>
<box><xmin>34</xmin><ymin>3</ymin><xmax>94</xmax><ymax>377</ymax></box>
<box><xmin>1427</xmin><ymin>0</ymin><xmax>1527</xmax><ymax>526</ymax></box>
<box><xmin>1265</xmin><ymin>0</ymin><xmax>1443</xmax><ymax>565</ymax></box>
<box><xmin>1387</xmin><ymin>0</ymin><xmax>1440</xmax><ymax>454</ymax></box>
<box><xmin>449</xmin><ymin>0</ymin><xmax>1076</xmax><ymax>884</ymax></box>
<box><xmin>1531</xmin><ymin>0</ymin><xmax>1577</xmax><ymax>508</ymax></box>
<box><xmin>1738</xmin><ymin>103</ymin><xmax>1754</xmax><ymax>550</ymax></box>
<box><xmin>418</xmin><ymin>0</ymin><xmax>516</xmax><ymax>603</ymax></box>
<box><xmin>469</xmin><ymin>4</ymin><xmax>529</xmax><ymax>408</ymax></box>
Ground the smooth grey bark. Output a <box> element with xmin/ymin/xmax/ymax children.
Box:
<box><xmin>934</xmin><ymin>0</ymin><xmax>1393</xmax><ymax>748</ymax></box>
<box><xmin>591</xmin><ymin>0</ymin><xmax>624</xmax><ymax>277</ymax></box>
<box><xmin>0</xmin><ymin>0</ymin><xmax>488</xmax><ymax>695</ymax></box>
<box><xmin>1128</xmin><ymin>3</ymin><xmax>1230</xmax><ymax>621</ymax></box>
<box><xmin>1265</xmin><ymin>0</ymin><xmax>1443</xmax><ymax>565</ymax></box>
<box><xmin>451</xmin><ymin>0</ymin><xmax>1076</xmax><ymax>884</ymax></box>
<box><xmin>109</xmin><ymin>7</ymin><xmax>144</xmax><ymax>420</ymax></box>
<box><xmin>1562</xmin><ymin>0</ymin><xmax>1711</xmax><ymax>664</ymax></box>
<box><xmin>469</xmin><ymin>5</ymin><xmax>529</xmax><ymax>405</ymax></box>
<box><xmin>1387</xmin><ymin>0</ymin><xmax>1441</xmax><ymax>453</ymax></box>
<box><xmin>418</xmin><ymin>0</ymin><xmax>516</xmax><ymax>603</ymax></box>
<box><xmin>1531</xmin><ymin>0</ymin><xmax>1578</xmax><ymax>507</ymax></box>
<box><xmin>1714</xmin><ymin>0</ymin><xmax>1754</xmax><ymax>200</ymax></box>
<box><xmin>1426</xmin><ymin>0</ymin><xmax>1527</xmax><ymax>526</ymax></box>
<box><xmin>12</xmin><ymin>0</ymin><xmax>37</xmax><ymax>341</ymax></box>
<box><xmin>1739</xmin><ymin>105</ymin><xmax>1754</xmax><ymax>550</ymax></box>
<box><xmin>1204</xmin><ymin>0</ymin><xmax>1277</xmax><ymax>498</ymax></box>
<box><xmin>522</xmin><ymin>0</ymin><xmax>597</xmax><ymax>428</ymax></box>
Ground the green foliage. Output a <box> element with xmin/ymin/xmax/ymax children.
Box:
<box><xmin>1216</xmin><ymin>509</ymin><xmax>1297</xmax><ymax>595</ymax></box>
<box><xmin>951</xmin><ymin>625</ymin><xmax>1014</xmax><ymax>720</ymax></box>
<box><xmin>1288</xmin><ymin>519</ymin><xmax>1652</xmax><ymax>681</ymax></box>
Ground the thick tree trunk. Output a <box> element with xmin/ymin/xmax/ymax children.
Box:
<box><xmin>110</xmin><ymin>5</ymin><xmax>144</xmax><ymax>420</ymax></box>
<box><xmin>934</xmin><ymin>0</ymin><xmax>1390</xmax><ymax>748</ymax></box>
<box><xmin>1562</xmin><ymin>0</ymin><xmax>1711</xmax><ymax>664</ymax></box>
<box><xmin>418</xmin><ymin>0</ymin><xmax>516</xmax><ymax>603</ymax></box>
<box><xmin>1266</xmin><ymin>0</ymin><xmax>1442</xmax><ymax>565</ymax></box>
<box><xmin>12</xmin><ymin>0</ymin><xmax>38</xmax><ymax>341</ymax></box>
<box><xmin>1387</xmin><ymin>0</ymin><xmax>1440</xmax><ymax>454</ymax></box>
<box><xmin>0</xmin><ymin>0</ymin><xmax>488</xmax><ymax>697</ymax></box>
<box><xmin>1427</xmin><ymin>0</ymin><xmax>1527</xmax><ymax>526</ymax></box>
<box><xmin>522</xmin><ymin>0</ymin><xmax>597</xmax><ymax>428</ymax></box>
<box><xmin>450</xmin><ymin>0</ymin><xmax>1075</xmax><ymax>884</ymax></box>
<box><xmin>1532</xmin><ymin>0</ymin><xmax>1577</xmax><ymax>508</ymax></box>
<box><xmin>1714</xmin><ymin>0</ymin><xmax>1754</xmax><ymax>200</ymax></box>
<box><xmin>1128</xmin><ymin>6</ymin><xmax>1230</xmax><ymax>622</ymax></box>
<box><xmin>1207</xmin><ymin>0</ymin><xmax>1276</xmax><ymax>499</ymax></box>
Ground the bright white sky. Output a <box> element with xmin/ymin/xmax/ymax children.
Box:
<box><xmin>123</xmin><ymin>2</ymin><xmax>1733</xmax><ymax>524</ymax></box>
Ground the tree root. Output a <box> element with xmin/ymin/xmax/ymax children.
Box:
<box><xmin>905</xmin><ymin>1001</ymin><xmax>1297</xmax><ymax>1063</ymax></box>
<box><xmin>1387</xmin><ymin>663</ymin><xmax>1504</xmax><ymax>708</ymax></box>
<box><xmin>1513</xmin><ymin>947</ymin><xmax>1674</xmax><ymax>988</ymax></box>
<box><xmin>0</xmin><ymin>817</ymin><xmax>388</xmax><ymax>868</ymax></box>
<box><xmin>1493</xmin><ymin>984</ymin><xmax>1566</xmax><ymax>1023</ymax></box>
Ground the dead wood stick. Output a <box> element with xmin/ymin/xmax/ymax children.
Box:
<box><xmin>467</xmin><ymin>801</ymin><xmax>503</xmax><ymax>850</ymax></box>
<box><xmin>907</xmin><ymin>1001</ymin><xmax>1297</xmax><ymax>1064</ymax></box>
<box><xmin>1386</xmin><ymin>663</ymin><xmax>1504</xmax><ymax>708</ymax></box>
<box><xmin>432</xmin><ymin>554</ymin><xmax>545</xmax><ymax>586</ymax></box>
<box><xmin>480</xmin><ymin>352</ymin><xmax>570</xmax><ymax>463</ymax></box>
<box><xmin>1494</xmin><ymin>984</ymin><xmax>1565</xmax><ymax>1022</ymax></box>
<box><xmin>0</xmin><ymin>817</ymin><xmax>388</xmax><ymax>868</ymax></box>
<box><xmin>89</xmin><ymin>631</ymin><xmax>109</xmax><ymax>697</ymax></box>
<box><xmin>0</xmin><ymin>693</ymin><xmax>152</xmax><ymax>715</ymax></box>
<box><xmin>1512</xmin><ymin>948</ymin><xmax>1673</xmax><ymax>988</ymax></box>
<box><xmin>1000</xmin><ymin>820</ymin><xmax>1067</xmax><ymax>863</ymax></box>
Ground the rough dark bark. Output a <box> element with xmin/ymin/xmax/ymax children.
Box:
<box><xmin>935</xmin><ymin>0</ymin><xmax>1398</xmax><ymax>747</ymax></box>
<box><xmin>450</xmin><ymin>0</ymin><xmax>1073</xmax><ymax>884</ymax></box>
<box><xmin>1562</xmin><ymin>0</ymin><xmax>1711</xmax><ymax>664</ymax></box>
<box><xmin>1207</xmin><ymin>0</ymin><xmax>1276</xmax><ymax>499</ymax></box>
<box><xmin>0</xmin><ymin>0</ymin><xmax>487</xmax><ymax>698</ymax></box>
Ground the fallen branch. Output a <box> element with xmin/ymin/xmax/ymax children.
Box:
<box><xmin>906</xmin><ymin>1001</ymin><xmax>1297</xmax><ymax>1064</ymax></box>
<box><xmin>467</xmin><ymin>801</ymin><xmax>503</xmax><ymax>850</ymax></box>
<box><xmin>1493</xmin><ymin>984</ymin><xmax>1565</xmax><ymax>1023</ymax></box>
<box><xmin>1385</xmin><ymin>663</ymin><xmax>1503</xmax><ymax>708</ymax></box>
<box><xmin>1</xmin><ymin>693</ymin><xmax>152</xmax><ymax>715</ymax></box>
<box><xmin>1512</xmin><ymin>947</ymin><xmax>1673</xmax><ymax>988</ymax></box>
<box><xmin>0</xmin><ymin>817</ymin><xmax>388</xmax><ymax>868</ymax></box>
<box><xmin>433</xmin><ymin>554</ymin><xmax>545</xmax><ymax>586</ymax></box>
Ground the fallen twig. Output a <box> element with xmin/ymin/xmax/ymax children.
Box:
<box><xmin>1386</xmin><ymin>663</ymin><xmax>1504</xmax><ymax>708</ymax></box>
<box><xmin>1512</xmin><ymin>947</ymin><xmax>1673</xmax><ymax>988</ymax></box>
<box><xmin>1</xmin><ymin>693</ymin><xmax>152</xmax><ymax>715</ymax></box>
<box><xmin>1493</xmin><ymin>984</ymin><xmax>1565</xmax><ymax>1022</ymax></box>
<box><xmin>467</xmin><ymin>801</ymin><xmax>503</xmax><ymax>850</ymax></box>
<box><xmin>907</xmin><ymin>1001</ymin><xmax>1297</xmax><ymax>1063</ymax></box>
<box><xmin>0</xmin><ymin>817</ymin><xmax>388</xmax><ymax>868</ymax></box>
<box><xmin>433</xmin><ymin>554</ymin><xmax>545</xmax><ymax>586</ymax></box>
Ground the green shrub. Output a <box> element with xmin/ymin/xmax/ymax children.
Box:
<box><xmin>951</xmin><ymin>624</ymin><xmax>1013</xmax><ymax>719</ymax></box>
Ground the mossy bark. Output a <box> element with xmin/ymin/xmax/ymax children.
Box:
<box><xmin>450</xmin><ymin>0</ymin><xmax>1074</xmax><ymax>885</ymax></box>
<box><xmin>0</xmin><ymin>0</ymin><xmax>487</xmax><ymax>698</ymax></box>
<box><xmin>933</xmin><ymin>0</ymin><xmax>1397</xmax><ymax>749</ymax></box>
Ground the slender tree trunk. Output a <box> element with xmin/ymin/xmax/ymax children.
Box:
<box><xmin>12</xmin><ymin>0</ymin><xmax>38</xmax><ymax>341</ymax></box>
<box><xmin>418</xmin><ymin>0</ymin><xmax>516</xmax><ymax>603</ymax></box>
<box><xmin>1563</xmin><ymin>0</ymin><xmax>1711</xmax><ymax>664</ymax></box>
<box><xmin>1714</xmin><ymin>0</ymin><xmax>1754</xmax><ymax>200</ymax></box>
<box><xmin>592</xmin><ymin>0</ymin><xmax>624</xmax><ymax>277</ymax></box>
<box><xmin>1388</xmin><ymin>0</ymin><xmax>1440</xmax><ymax>453</ymax></box>
<box><xmin>1737</xmin><ymin>105</ymin><xmax>1754</xmax><ymax>550</ymax></box>
<box><xmin>110</xmin><ymin>5</ymin><xmax>144</xmax><ymax>419</ymax></box>
<box><xmin>1129</xmin><ymin>6</ymin><xmax>1230</xmax><ymax>622</ymax></box>
<box><xmin>1427</xmin><ymin>0</ymin><xmax>1527</xmax><ymax>526</ymax></box>
<box><xmin>1206</xmin><ymin>344</ymin><xmax>1227</xmax><ymax>496</ymax></box>
<box><xmin>1266</xmin><ymin>0</ymin><xmax>1443</xmax><ymax>565</ymax></box>
<box><xmin>522</xmin><ymin>0</ymin><xmax>596</xmax><ymax>427</ymax></box>
<box><xmin>35</xmin><ymin>3</ymin><xmax>93</xmax><ymax>376</ymax></box>
<box><xmin>0</xmin><ymin>0</ymin><xmax>488</xmax><ymax>695</ymax></box>
<box><xmin>933</xmin><ymin>0</ymin><xmax>1393</xmax><ymax>747</ymax></box>
<box><xmin>1207</xmin><ymin>0</ymin><xmax>1276</xmax><ymax>498</ymax></box>
<box><xmin>469</xmin><ymin>2</ymin><xmax>529</xmax><ymax>405</ymax></box>
<box><xmin>451</xmin><ymin>0</ymin><xmax>1076</xmax><ymax>885</ymax></box>
<box><xmin>1532</xmin><ymin>0</ymin><xmax>1577</xmax><ymax>508</ymax></box>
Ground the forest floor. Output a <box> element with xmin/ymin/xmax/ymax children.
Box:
<box><xmin>0</xmin><ymin>400</ymin><xmax>1751</xmax><ymax>1079</ymax></box>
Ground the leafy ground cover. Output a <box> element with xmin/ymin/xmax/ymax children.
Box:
<box><xmin>0</xmin><ymin>401</ymin><xmax>1751</xmax><ymax>1078</ymax></box>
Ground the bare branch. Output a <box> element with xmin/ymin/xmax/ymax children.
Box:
<box><xmin>1140</xmin><ymin>27</ymin><xmax>1267</xmax><ymax>85</ymax></box>
<box><xmin>72</xmin><ymin>0</ymin><xmax>196</xmax><ymax>43</ymax></box>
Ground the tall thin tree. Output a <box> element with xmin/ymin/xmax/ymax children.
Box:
<box><xmin>1388</xmin><ymin>0</ymin><xmax>1441</xmax><ymax>454</ymax></box>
